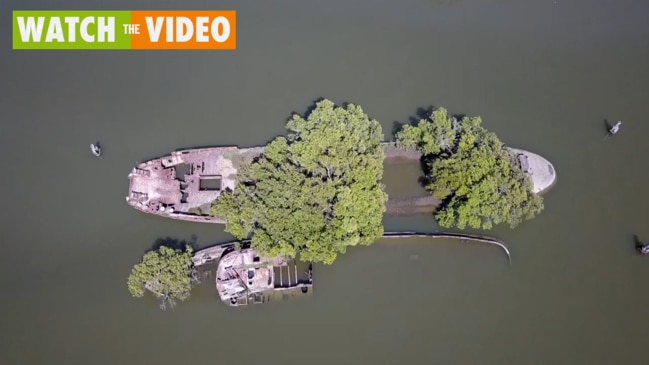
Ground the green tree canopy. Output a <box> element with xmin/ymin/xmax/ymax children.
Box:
<box><xmin>127</xmin><ymin>245</ymin><xmax>198</xmax><ymax>310</ymax></box>
<box><xmin>212</xmin><ymin>99</ymin><xmax>387</xmax><ymax>264</ymax></box>
<box><xmin>396</xmin><ymin>107</ymin><xmax>543</xmax><ymax>230</ymax></box>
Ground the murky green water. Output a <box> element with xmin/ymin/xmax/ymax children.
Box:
<box><xmin>1</xmin><ymin>0</ymin><xmax>649</xmax><ymax>364</ymax></box>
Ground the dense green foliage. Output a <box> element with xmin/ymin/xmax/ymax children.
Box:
<box><xmin>127</xmin><ymin>245</ymin><xmax>198</xmax><ymax>310</ymax></box>
<box><xmin>212</xmin><ymin>99</ymin><xmax>387</xmax><ymax>264</ymax></box>
<box><xmin>396</xmin><ymin>107</ymin><xmax>543</xmax><ymax>229</ymax></box>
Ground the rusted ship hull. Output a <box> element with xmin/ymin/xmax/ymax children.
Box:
<box><xmin>215</xmin><ymin>247</ymin><xmax>313</xmax><ymax>307</ymax></box>
<box><xmin>126</xmin><ymin>147</ymin><xmax>240</xmax><ymax>223</ymax></box>
<box><xmin>126</xmin><ymin>144</ymin><xmax>555</xmax><ymax>223</ymax></box>
<box><xmin>192</xmin><ymin>244</ymin><xmax>314</xmax><ymax>307</ymax></box>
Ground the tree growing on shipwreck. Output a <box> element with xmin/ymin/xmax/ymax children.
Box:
<box><xmin>211</xmin><ymin>99</ymin><xmax>388</xmax><ymax>264</ymax></box>
<box><xmin>127</xmin><ymin>245</ymin><xmax>199</xmax><ymax>310</ymax></box>
<box><xmin>396</xmin><ymin>107</ymin><xmax>543</xmax><ymax>230</ymax></box>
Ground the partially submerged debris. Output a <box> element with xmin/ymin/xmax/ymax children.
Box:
<box><xmin>191</xmin><ymin>244</ymin><xmax>314</xmax><ymax>307</ymax></box>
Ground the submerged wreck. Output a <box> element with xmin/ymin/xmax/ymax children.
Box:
<box><xmin>217</xmin><ymin>248</ymin><xmax>313</xmax><ymax>307</ymax></box>
<box><xmin>126</xmin><ymin>147</ymin><xmax>240</xmax><ymax>223</ymax></box>
<box><xmin>126</xmin><ymin>144</ymin><xmax>556</xmax><ymax>222</ymax></box>
<box><xmin>192</xmin><ymin>244</ymin><xmax>314</xmax><ymax>307</ymax></box>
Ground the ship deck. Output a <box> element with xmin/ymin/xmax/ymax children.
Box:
<box><xmin>126</xmin><ymin>147</ymin><xmax>240</xmax><ymax>222</ymax></box>
<box><xmin>212</xmin><ymin>247</ymin><xmax>314</xmax><ymax>307</ymax></box>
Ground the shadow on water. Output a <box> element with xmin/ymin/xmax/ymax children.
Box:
<box><xmin>289</xmin><ymin>97</ymin><xmax>326</xmax><ymax>120</ymax></box>
<box><xmin>452</xmin><ymin>113</ymin><xmax>466</xmax><ymax>121</ymax></box>
<box><xmin>604</xmin><ymin>119</ymin><xmax>613</xmax><ymax>131</ymax></box>
<box><xmin>390</xmin><ymin>121</ymin><xmax>405</xmax><ymax>139</ymax></box>
<box><xmin>391</xmin><ymin>105</ymin><xmax>438</xmax><ymax>138</ymax></box>
<box><xmin>633</xmin><ymin>234</ymin><xmax>647</xmax><ymax>254</ymax></box>
<box><xmin>413</xmin><ymin>105</ymin><xmax>436</xmax><ymax>123</ymax></box>
<box><xmin>150</xmin><ymin>234</ymin><xmax>199</xmax><ymax>253</ymax></box>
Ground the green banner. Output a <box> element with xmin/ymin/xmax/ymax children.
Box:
<box><xmin>13</xmin><ymin>10</ymin><xmax>132</xmax><ymax>49</ymax></box>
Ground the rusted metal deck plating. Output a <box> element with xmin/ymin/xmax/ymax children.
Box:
<box><xmin>126</xmin><ymin>147</ymin><xmax>240</xmax><ymax>222</ymax></box>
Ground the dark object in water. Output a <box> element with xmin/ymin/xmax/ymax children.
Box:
<box><xmin>90</xmin><ymin>142</ymin><xmax>101</xmax><ymax>157</ymax></box>
<box><xmin>633</xmin><ymin>235</ymin><xmax>648</xmax><ymax>254</ymax></box>
<box><xmin>609</xmin><ymin>121</ymin><xmax>622</xmax><ymax>135</ymax></box>
<box><xmin>602</xmin><ymin>120</ymin><xmax>622</xmax><ymax>141</ymax></box>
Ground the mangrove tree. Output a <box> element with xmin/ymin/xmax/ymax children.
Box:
<box><xmin>211</xmin><ymin>99</ymin><xmax>387</xmax><ymax>264</ymax></box>
<box><xmin>396</xmin><ymin>107</ymin><xmax>543</xmax><ymax>230</ymax></box>
<box><xmin>127</xmin><ymin>245</ymin><xmax>198</xmax><ymax>310</ymax></box>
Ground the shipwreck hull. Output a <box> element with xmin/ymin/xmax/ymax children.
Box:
<box><xmin>126</xmin><ymin>147</ymin><xmax>240</xmax><ymax>223</ymax></box>
<box><xmin>215</xmin><ymin>247</ymin><xmax>314</xmax><ymax>307</ymax></box>
<box><xmin>126</xmin><ymin>144</ymin><xmax>556</xmax><ymax>223</ymax></box>
<box><xmin>191</xmin><ymin>244</ymin><xmax>314</xmax><ymax>307</ymax></box>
